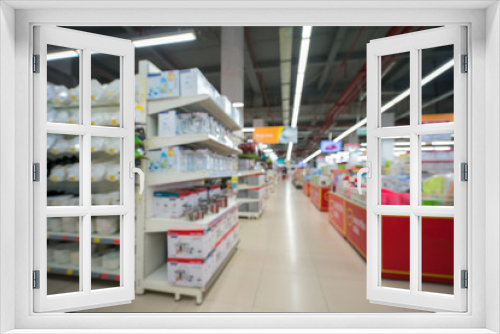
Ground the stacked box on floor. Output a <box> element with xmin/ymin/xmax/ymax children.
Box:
<box><xmin>166</xmin><ymin>206</ymin><xmax>239</xmax><ymax>288</ymax></box>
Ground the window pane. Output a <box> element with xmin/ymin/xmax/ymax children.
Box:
<box><xmin>47</xmin><ymin>134</ymin><xmax>80</xmax><ymax>206</ymax></box>
<box><xmin>421</xmin><ymin>216</ymin><xmax>454</xmax><ymax>295</ymax></box>
<box><xmin>380</xmin><ymin>137</ymin><xmax>410</xmax><ymax>205</ymax></box>
<box><xmin>47</xmin><ymin>217</ymin><xmax>81</xmax><ymax>295</ymax></box>
<box><xmin>421</xmin><ymin>45</ymin><xmax>454</xmax><ymax>124</ymax></box>
<box><xmin>47</xmin><ymin>45</ymin><xmax>81</xmax><ymax>125</ymax></box>
<box><xmin>380</xmin><ymin>215</ymin><xmax>410</xmax><ymax>290</ymax></box>
<box><xmin>421</xmin><ymin>134</ymin><xmax>454</xmax><ymax>206</ymax></box>
<box><xmin>91</xmin><ymin>53</ymin><xmax>121</xmax><ymax>127</ymax></box>
<box><xmin>91</xmin><ymin>215</ymin><xmax>121</xmax><ymax>289</ymax></box>
<box><xmin>91</xmin><ymin>137</ymin><xmax>121</xmax><ymax>205</ymax></box>
<box><xmin>380</xmin><ymin>52</ymin><xmax>410</xmax><ymax>127</ymax></box>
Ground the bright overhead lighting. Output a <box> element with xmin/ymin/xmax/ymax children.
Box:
<box><xmin>133</xmin><ymin>32</ymin><xmax>196</xmax><ymax>48</ymax></box>
<box><xmin>290</xmin><ymin>26</ymin><xmax>312</xmax><ymax>128</ymax></box>
<box><xmin>47</xmin><ymin>50</ymin><xmax>79</xmax><ymax>61</ymax></box>
<box><xmin>303</xmin><ymin>149</ymin><xmax>322</xmax><ymax>163</ymax></box>
<box><xmin>329</xmin><ymin>59</ymin><xmax>453</xmax><ymax>148</ymax></box>
<box><xmin>232</xmin><ymin>102</ymin><xmax>244</xmax><ymax>108</ymax></box>
<box><xmin>422</xmin><ymin>146</ymin><xmax>452</xmax><ymax>151</ymax></box>
<box><xmin>360</xmin><ymin>143</ymin><xmax>367</xmax><ymax>147</ymax></box>
<box><xmin>242</xmin><ymin>128</ymin><xmax>255</xmax><ymax>133</ymax></box>
<box><xmin>394</xmin><ymin>142</ymin><xmax>410</xmax><ymax>146</ymax></box>
<box><xmin>286</xmin><ymin>143</ymin><xmax>293</xmax><ymax>161</ymax></box>
<box><xmin>431</xmin><ymin>141</ymin><xmax>454</xmax><ymax>145</ymax></box>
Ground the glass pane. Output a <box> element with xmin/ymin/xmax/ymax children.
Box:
<box><xmin>91</xmin><ymin>53</ymin><xmax>121</xmax><ymax>127</ymax></box>
<box><xmin>47</xmin><ymin>217</ymin><xmax>81</xmax><ymax>295</ymax></box>
<box><xmin>380</xmin><ymin>51</ymin><xmax>410</xmax><ymax>127</ymax></box>
<box><xmin>47</xmin><ymin>134</ymin><xmax>80</xmax><ymax>206</ymax></box>
<box><xmin>421</xmin><ymin>134</ymin><xmax>454</xmax><ymax>206</ymax></box>
<box><xmin>47</xmin><ymin>45</ymin><xmax>81</xmax><ymax>124</ymax></box>
<box><xmin>380</xmin><ymin>137</ymin><xmax>410</xmax><ymax>205</ymax></box>
<box><xmin>421</xmin><ymin>45</ymin><xmax>454</xmax><ymax>124</ymax></box>
<box><xmin>421</xmin><ymin>216</ymin><xmax>454</xmax><ymax>294</ymax></box>
<box><xmin>91</xmin><ymin>137</ymin><xmax>121</xmax><ymax>205</ymax></box>
<box><xmin>380</xmin><ymin>215</ymin><xmax>410</xmax><ymax>290</ymax></box>
<box><xmin>91</xmin><ymin>215</ymin><xmax>121</xmax><ymax>289</ymax></box>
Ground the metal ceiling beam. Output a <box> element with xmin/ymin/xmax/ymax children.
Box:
<box><xmin>244</xmin><ymin>48</ymin><xmax>261</xmax><ymax>94</ymax></box>
<box><xmin>317</xmin><ymin>27</ymin><xmax>348</xmax><ymax>90</ymax></box>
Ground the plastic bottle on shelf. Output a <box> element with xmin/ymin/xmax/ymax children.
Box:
<box><xmin>47</xmin><ymin>134</ymin><xmax>60</xmax><ymax>151</ymax></box>
<box><xmin>54</xmin><ymin>109</ymin><xmax>70</xmax><ymax>124</ymax></box>
<box><xmin>47</xmin><ymin>107</ymin><xmax>57</xmax><ymax>123</ymax></box>
<box><xmin>102</xmin><ymin>79</ymin><xmax>120</xmax><ymax>104</ymax></box>
<box><xmin>91</xmin><ymin>163</ymin><xmax>106</xmax><ymax>182</ymax></box>
<box><xmin>90</xmin><ymin>79</ymin><xmax>103</xmax><ymax>104</ymax></box>
<box><xmin>68</xmin><ymin>136</ymin><xmax>79</xmax><ymax>153</ymax></box>
<box><xmin>109</xmin><ymin>111</ymin><xmax>120</xmax><ymax>126</ymax></box>
<box><xmin>91</xmin><ymin>110</ymin><xmax>111</xmax><ymax>126</ymax></box>
<box><xmin>68</xmin><ymin>109</ymin><xmax>79</xmax><ymax>124</ymax></box>
<box><xmin>68</xmin><ymin>86</ymin><xmax>80</xmax><ymax>106</ymax></box>
<box><xmin>50</xmin><ymin>138</ymin><xmax>70</xmax><ymax>154</ymax></box>
<box><xmin>66</xmin><ymin>163</ymin><xmax>79</xmax><ymax>182</ymax></box>
<box><xmin>91</xmin><ymin>137</ymin><xmax>106</xmax><ymax>152</ymax></box>
<box><xmin>104</xmin><ymin>138</ymin><xmax>120</xmax><ymax>155</ymax></box>
<box><xmin>105</xmin><ymin>163</ymin><xmax>120</xmax><ymax>182</ymax></box>
<box><xmin>49</xmin><ymin>165</ymin><xmax>67</xmax><ymax>182</ymax></box>
<box><xmin>51</xmin><ymin>85</ymin><xmax>69</xmax><ymax>106</ymax></box>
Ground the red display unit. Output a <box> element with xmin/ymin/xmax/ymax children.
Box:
<box><xmin>327</xmin><ymin>192</ymin><xmax>453</xmax><ymax>285</ymax></box>
<box><xmin>310</xmin><ymin>184</ymin><xmax>329</xmax><ymax>212</ymax></box>
<box><xmin>302</xmin><ymin>181</ymin><xmax>310</xmax><ymax>196</ymax></box>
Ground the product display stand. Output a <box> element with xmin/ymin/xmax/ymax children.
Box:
<box><xmin>237</xmin><ymin>170</ymin><xmax>269</xmax><ymax>219</ymax></box>
<box><xmin>135</xmin><ymin>60</ymin><xmax>242</xmax><ymax>304</ymax></box>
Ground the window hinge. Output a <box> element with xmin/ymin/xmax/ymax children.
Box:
<box><xmin>461</xmin><ymin>162</ymin><xmax>468</xmax><ymax>181</ymax></box>
<box><xmin>33</xmin><ymin>163</ymin><xmax>40</xmax><ymax>182</ymax></box>
<box><xmin>461</xmin><ymin>54</ymin><xmax>468</xmax><ymax>73</ymax></box>
<box><xmin>461</xmin><ymin>270</ymin><xmax>468</xmax><ymax>289</ymax></box>
<box><xmin>33</xmin><ymin>54</ymin><xmax>40</xmax><ymax>73</ymax></box>
<box><xmin>33</xmin><ymin>270</ymin><xmax>40</xmax><ymax>289</ymax></box>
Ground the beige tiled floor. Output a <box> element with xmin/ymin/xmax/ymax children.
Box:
<box><xmin>59</xmin><ymin>180</ymin><xmax>452</xmax><ymax>312</ymax></box>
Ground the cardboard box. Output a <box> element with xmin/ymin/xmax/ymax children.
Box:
<box><xmin>148</xmin><ymin>147</ymin><xmax>182</xmax><ymax>173</ymax></box>
<box><xmin>167</xmin><ymin>252</ymin><xmax>215</xmax><ymax>287</ymax></box>
<box><xmin>158</xmin><ymin>110</ymin><xmax>178</xmax><ymax>137</ymax></box>
<box><xmin>167</xmin><ymin>229</ymin><xmax>215</xmax><ymax>260</ymax></box>
<box><xmin>154</xmin><ymin>191</ymin><xmax>191</xmax><ymax>219</ymax></box>
<box><xmin>147</xmin><ymin>70</ymin><xmax>180</xmax><ymax>100</ymax></box>
<box><xmin>180</xmin><ymin>68</ymin><xmax>211</xmax><ymax>97</ymax></box>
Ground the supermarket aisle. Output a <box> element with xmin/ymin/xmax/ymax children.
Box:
<box><xmin>77</xmin><ymin>180</ymin><xmax>417</xmax><ymax>313</ymax></box>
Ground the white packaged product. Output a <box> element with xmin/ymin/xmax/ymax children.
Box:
<box><xmin>49</xmin><ymin>165</ymin><xmax>67</xmax><ymax>182</ymax></box>
<box><xmin>108</xmin><ymin>191</ymin><xmax>120</xmax><ymax>205</ymax></box>
<box><xmin>68</xmin><ymin>109</ymin><xmax>80</xmax><ymax>124</ymax></box>
<box><xmin>54</xmin><ymin>246</ymin><xmax>71</xmax><ymax>264</ymax></box>
<box><xmin>158</xmin><ymin>110</ymin><xmax>178</xmax><ymax>137</ymax></box>
<box><xmin>70</xmin><ymin>249</ymin><xmax>79</xmax><ymax>265</ymax></box>
<box><xmin>220</xmin><ymin>95</ymin><xmax>232</xmax><ymax>116</ymax></box>
<box><xmin>47</xmin><ymin>217</ymin><xmax>63</xmax><ymax>232</ymax></box>
<box><xmin>51</xmin><ymin>85</ymin><xmax>69</xmax><ymax>105</ymax></box>
<box><xmin>102</xmin><ymin>79</ymin><xmax>121</xmax><ymax>104</ymax></box>
<box><xmin>66</xmin><ymin>163</ymin><xmax>79</xmax><ymax>182</ymax></box>
<box><xmin>147</xmin><ymin>70</ymin><xmax>180</xmax><ymax>99</ymax></box>
<box><xmin>50</xmin><ymin>138</ymin><xmax>70</xmax><ymax>154</ymax></box>
<box><xmin>104</xmin><ymin>138</ymin><xmax>120</xmax><ymax>155</ymax></box>
<box><xmin>102</xmin><ymin>251</ymin><xmax>120</xmax><ymax>270</ymax></box>
<box><xmin>105</xmin><ymin>163</ymin><xmax>120</xmax><ymax>182</ymax></box>
<box><xmin>91</xmin><ymin>163</ymin><xmax>106</xmax><ymax>182</ymax></box>
<box><xmin>109</xmin><ymin>111</ymin><xmax>120</xmax><ymax>126</ymax></box>
<box><xmin>68</xmin><ymin>86</ymin><xmax>79</xmax><ymax>105</ymax></box>
<box><xmin>67</xmin><ymin>136</ymin><xmax>79</xmax><ymax>153</ymax></box>
<box><xmin>91</xmin><ymin>137</ymin><xmax>106</xmax><ymax>152</ymax></box>
<box><xmin>62</xmin><ymin>217</ymin><xmax>79</xmax><ymax>233</ymax></box>
<box><xmin>47</xmin><ymin>84</ymin><xmax>57</xmax><ymax>103</ymax></box>
<box><xmin>96</xmin><ymin>216</ymin><xmax>119</xmax><ymax>235</ymax></box>
<box><xmin>91</xmin><ymin>111</ymin><xmax>111</xmax><ymax>126</ymax></box>
<box><xmin>167</xmin><ymin>229</ymin><xmax>216</xmax><ymax>259</ymax></box>
<box><xmin>47</xmin><ymin>107</ymin><xmax>57</xmax><ymax>123</ymax></box>
<box><xmin>47</xmin><ymin>134</ymin><xmax>59</xmax><ymax>150</ymax></box>
<box><xmin>179</xmin><ymin>68</ymin><xmax>211</xmax><ymax>97</ymax></box>
<box><xmin>167</xmin><ymin>253</ymin><xmax>215</xmax><ymax>288</ymax></box>
<box><xmin>90</xmin><ymin>79</ymin><xmax>103</xmax><ymax>103</ymax></box>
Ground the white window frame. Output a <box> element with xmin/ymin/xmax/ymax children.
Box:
<box><xmin>366</xmin><ymin>26</ymin><xmax>467</xmax><ymax>312</ymax></box>
<box><xmin>33</xmin><ymin>26</ymin><xmax>136</xmax><ymax>313</ymax></box>
<box><xmin>1</xmin><ymin>1</ymin><xmax>499</xmax><ymax>333</ymax></box>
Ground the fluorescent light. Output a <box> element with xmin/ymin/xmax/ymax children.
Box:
<box><xmin>395</xmin><ymin>142</ymin><xmax>410</xmax><ymax>146</ymax></box>
<box><xmin>232</xmin><ymin>102</ymin><xmax>244</xmax><ymax>108</ymax></box>
<box><xmin>264</xmin><ymin>148</ymin><xmax>273</xmax><ymax>153</ymax></box>
<box><xmin>334</xmin><ymin>118</ymin><xmax>368</xmax><ymax>142</ymax></box>
<box><xmin>290</xmin><ymin>26</ymin><xmax>312</xmax><ymax>128</ymax></box>
<box><xmin>431</xmin><ymin>141</ymin><xmax>454</xmax><ymax>145</ymax></box>
<box><xmin>242</xmin><ymin>128</ymin><xmax>255</xmax><ymax>133</ymax></box>
<box><xmin>303</xmin><ymin>149</ymin><xmax>322</xmax><ymax>163</ymax></box>
<box><xmin>422</xmin><ymin>146</ymin><xmax>452</xmax><ymax>151</ymax></box>
<box><xmin>302</xmin><ymin>26</ymin><xmax>313</xmax><ymax>39</ymax></box>
<box><xmin>47</xmin><ymin>50</ymin><xmax>79</xmax><ymax>61</ymax></box>
<box><xmin>381</xmin><ymin>89</ymin><xmax>410</xmax><ymax>113</ymax></box>
<box><xmin>422</xmin><ymin>59</ymin><xmax>453</xmax><ymax>85</ymax></box>
<box><xmin>286</xmin><ymin>142</ymin><xmax>293</xmax><ymax>161</ymax></box>
<box><xmin>133</xmin><ymin>32</ymin><xmax>196</xmax><ymax>48</ymax></box>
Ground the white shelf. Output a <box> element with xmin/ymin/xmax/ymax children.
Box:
<box><xmin>237</xmin><ymin>183</ymin><xmax>266</xmax><ymax>190</ymax></box>
<box><xmin>147</xmin><ymin>170</ymin><xmax>237</xmax><ymax>187</ymax></box>
<box><xmin>142</xmin><ymin>240</ymin><xmax>239</xmax><ymax>304</ymax></box>
<box><xmin>237</xmin><ymin>198</ymin><xmax>261</xmax><ymax>203</ymax></box>
<box><xmin>147</xmin><ymin>134</ymin><xmax>241</xmax><ymax>155</ymax></box>
<box><xmin>145</xmin><ymin>203</ymin><xmax>237</xmax><ymax>233</ymax></box>
<box><xmin>237</xmin><ymin>169</ymin><xmax>266</xmax><ymax>176</ymax></box>
<box><xmin>148</xmin><ymin>94</ymin><xmax>241</xmax><ymax>131</ymax></box>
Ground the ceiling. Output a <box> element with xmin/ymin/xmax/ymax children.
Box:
<box><xmin>49</xmin><ymin>26</ymin><xmax>453</xmax><ymax>160</ymax></box>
